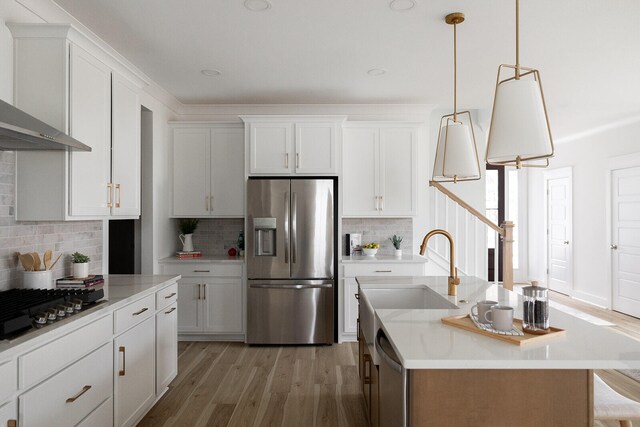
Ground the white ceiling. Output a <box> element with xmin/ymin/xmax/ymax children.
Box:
<box><xmin>51</xmin><ymin>0</ymin><xmax>640</xmax><ymax>138</ymax></box>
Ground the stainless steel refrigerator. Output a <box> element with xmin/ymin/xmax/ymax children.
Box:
<box><xmin>246</xmin><ymin>178</ymin><xmax>335</xmax><ymax>344</ymax></box>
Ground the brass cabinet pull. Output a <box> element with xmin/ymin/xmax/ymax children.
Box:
<box><xmin>115</xmin><ymin>183</ymin><xmax>121</xmax><ymax>208</ymax></box>
<box><xmin>66</xmin><ymin>385</ymin><xmax>92</xmax><ymax>403</ymax></box>
<box><xmin>296</xmin><ymin>152</ymin><xmax>300</xmax><ymax>168</ymax></box>
<box><xmin>197</xmin><ymin>283</ymin><xmax>201</xmax><ymax>300</ymax></box>
<box><xmin>193</xmin><ymin>270</ymin><xmax>210</xmax><ymax>273</ymax></box>
<box><xmin>375</xmin><ymin>196</ymin><xmax>379</xmax><ymax>211</ymax></box>
<box><xmin>165</xmin><ymin>307</ymin><xmax>177</xmax><ymax>314</ymax></box>
<box><xmin>285</xmin><ymin>153</ymin><xmax>289</xmax><ymax>168</ymax></box>
<box><xmin>107</xmin><ymin>183</ymin><xmax>113</xmax><ymax>208</ymax></box>
<box><xmin>210</xmin><ymin>195</ymin><xmax>214</xmax><ymax>212</ymax></box>
<box><xmin>165</xmin><ymin>292</ymin><xmax>177</xmax><ymax>299</ymax></box>
<box><xmin>363</xmin><ymin>354</ymin><xmax>372</xmax><ymax>385</ymax></box>
<box><xmin>132</xmin><ymin>307</ymin><xmax>148</xmax><ymax>316</ymax></box>
<box><xmin>119</xmin><ymin>346</ymin><xmax>126</xmax><ymax>376</ymax></box>
<box><xmin>375</xmin><ymin>270</ymin><xmax>392</xmax><ymax>273</ymax></box>
<box><xmin>203</xmin><ymin>284</ymin><xmax>206</xmax><ymax>300</ymax></box>
<box><xmin>205</xmin><ymin>196</ymin><xmax>209</xmax><ymax>211</ymax></box>
<box><xmin>8</xmin><ymin>420</ymin><xmax>17</xmax><ymax>427</ymax></box>
<box><xmin>380</xmin><ymin>195</ymin><xmax>384</xmax><ymax>211</ymax></box>
<box><xmin>357</xmin><ymin>318</ymin><xmax>360</xmax><ymax>341</ymax></box>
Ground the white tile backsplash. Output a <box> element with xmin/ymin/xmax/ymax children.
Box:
<box><xmin>188</xmin><ymin>218</ymin><xmax>244</xmax><ymax>255</ymax></box>
<box><xmin>0</xmin><ymin>152</ymin><xmax>103</xmax><ymax>290</ymax></box>
<box><xmin>342</xmin><ymin>218</ymin><xmax>413</xmax><ymax>255</ymax></box>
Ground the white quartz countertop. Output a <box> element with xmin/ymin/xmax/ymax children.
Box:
<box><xmin>342</xmin><ymin>254</ymin><xmax>427</xmax><ymax>264</ymax></box>
<box><xmin>357</xmin><ymin>276</ymin><xmax>640</xmax><ymax>370</ymax></box>
<box><xmin>0</xmin><ymin>274</ymin><xmax>180</xmax><ymax>356</ymax></box>
<box><xmin>158</xmin><ymin>255</ymin><xmax>244</xmax><ymax>264</ymax></box>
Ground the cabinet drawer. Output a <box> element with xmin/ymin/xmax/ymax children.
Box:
<box><xmin>344</xmin><ymin>263</ymin><xmax>424</xmax><ymax>277</ymax></box>
<box><xmin>156</xmin><ymin>282</ymin><xmax>178</xmax><ymax>310</ymax></box>
<box><xmin>19</xmin><ymin>314</ymin><xmax>112</xmax><ymax>389</ymax></box>
<box><xmin>20</xmin><ymin>343</ymin><xmax>113</xmax><ymax>427</ymax></box>
<box><xmin>163</xmin><ymin>263</ymin><xmax>242</xmax><ymax>278</ymax></box>
<box><xmin>77</xmin><ymin>396</ymin><xmax>113</xmax><ymax>427</ymax></box>
<box><xmin>0</xmin><ymin>359</ymin><xmax>16</xmax><ymax>403</ymax></box>
<box><xmin>115</xmin><ymin>293</ymin><xmax>155</xmax><ymax>334</ymax></box>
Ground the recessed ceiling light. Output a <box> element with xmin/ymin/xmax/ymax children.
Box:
<box><xmin>389</xmin><ymin>0</ymin><xmax>416</xmax><ymax>11</ymax></box>
<box><xmin>201</xmin><ymin>69</ymin><xmax>222</xmax><ymax>76</ymax></box>
<box><xmin>244</xmin><ymin>0</ymin><xmax>271</xmax><ymax>11</ymax></box>
<box><xmin>367</xmin><ymin>68</ymin><xmax>387</xmax><ymax>76</ymax></box>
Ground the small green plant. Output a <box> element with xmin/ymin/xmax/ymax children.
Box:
<box><xmin>71</xmin><ymin>252</ymin><xmax>90</xmax><ymax>264</ymax></box>
<box><xmin>178</xmin><ymin>218</ymin><xmax>199</xmax><ymax>235</ymax></box>
<box><xmin>390</xmin><ymin>234</ymin><xmax>403</xmax><ymax>249</ymax></box>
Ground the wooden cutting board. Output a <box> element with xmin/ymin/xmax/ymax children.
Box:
<box><xmin>441</xmin><ymin>314</ymin><xmax>566</xmax><ymax>346</ymax></box>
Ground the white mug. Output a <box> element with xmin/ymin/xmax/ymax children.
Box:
<box><xmin>484</xmin><ymin>305</ymin><xmax>514</xmax><ymax>332</ymax></box>
<box><xmin>471</xmin><ymin>300</ymin><xmax>499</xmax><ymax>325</ymax></box>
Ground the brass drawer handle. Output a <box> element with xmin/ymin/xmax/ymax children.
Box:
<box><xmin>193</xmin><ymin>270</ymin><xmax>210</xmax><ymax>273</ymax></box>
<box><xmin>66</xmin><ymin>385</ymin><xmax>92</xmax><ymax>403</ymax></box>
<box><xmin>107</xmin><ymin>183</ymin><xmax>113</xmax><ymax>208</ymax></box>
<box><xmin>119</xmin><ymin>346</ymin><xmax>126</xmax><ymax>376</ymax></box>
<box><xmin>115</xmin><ymin>183</ymin><xmax>121</xmax><ymax>208</ymax></box>
<box><xmin>375</xmin><ymin>270</ymin><xmax>392</xmax><ymax>273</ymax></box>
<box><xmin>363</xmin><ymin>354</ymin><xmax>372</xmax><ymax>385</ymax></box>
<box><xmin>164</xmin><ymin>292</ymin><xmax>177</xmax><ymax>299</ymax></box>
<box><xmin>165</xmin><ymin>307</ymin><xmax>177</xmax><ymax>314</ymax></box>
<box><xmin>132</xmin><ymin>307</ymin><xmax>148</xmax><ymax>316</ymax></box>
<box><xmin>8</xmin><ymin>420</ymin><xmax>16</xmax><ymax>427</ymax></box>
<box><xmin>357</xmin><ymin>318</ymin><xmax>360</xmax><ymax>341</ymax></box>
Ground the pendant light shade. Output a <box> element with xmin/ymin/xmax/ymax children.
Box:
<box><xmin>485</xmin><ymin>0</ymin><xmax>554</xmax><ymax>169</ymax></box>
<box><xmin>432</xmin><ymin>12</ymin><xmax>481</xmax><ymax>184</ymax></box>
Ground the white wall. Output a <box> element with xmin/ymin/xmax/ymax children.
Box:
<box><xmin>529</xmin><ymin>119</ymin><xmax>640</xmax><ymax>307</ymax></box>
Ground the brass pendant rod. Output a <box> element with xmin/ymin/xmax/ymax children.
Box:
<box><xmin>515</xmin><ymin>0</ymin><xmax>521</xmax><ymax>79</ymax></box>
<box><xmin>453</xmin><ymin>21</ymin><xmax>457</xmax><ymax>121</ymax></box>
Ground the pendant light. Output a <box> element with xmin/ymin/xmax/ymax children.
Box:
<box><xmin>485</xmin><ymin>0</ymin><xmax>554</xmax><ymax>169</ymax></box>
<box><xmin>432</xmin><ymin>12</ymin><xmax>481</xmax><ymax>184</ymax></box>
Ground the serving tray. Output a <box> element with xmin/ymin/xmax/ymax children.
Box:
<box><xmin>441</xmin><ymin>314</ymin><xmax>566</xmax><ymax>346</ymax></box>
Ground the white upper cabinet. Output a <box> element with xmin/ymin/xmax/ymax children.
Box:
<box><xmin>111</xmin><ymin>72</ymin><xmax>142</xmax><ymax>217</ymax></box>
<box><xmin>9</xmin><ymin>24</ymin><xmax>143</xmax><ymax>221</ymax></box>
<box><xmin>242</xmin><ymin>116</ymin><xmax>345</xmax><ymax>175</ymax></box>
<box><xmin>171</xmin><ymin>124</ymin><xmax>244</xmax><ymax>217</ymax></box>
<box><xmin>342</xmin><ymin>124</ymin><xmax>419</xmax><ymax>217</ymax></box>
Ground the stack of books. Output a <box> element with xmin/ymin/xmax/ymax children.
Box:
<box><xmin>175</xmin><ymin>251</ymin><xmax>203</xmax><ymax>259</ymax></box>
<box><xmin>56</xmin><ymin>275</ymin><xmax>104</xmax><ymax>289</ymax></box>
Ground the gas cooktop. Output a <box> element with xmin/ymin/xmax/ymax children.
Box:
<box><xmin>0</xmin><ymin>288</ymin><xmax>104</xmax><ymax>341</ymax></box>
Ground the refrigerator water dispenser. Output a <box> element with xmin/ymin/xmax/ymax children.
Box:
<box><xmin>254</xmin><ymin>217</ymin><xmax>277</xmax><ymax>256</ymax></box>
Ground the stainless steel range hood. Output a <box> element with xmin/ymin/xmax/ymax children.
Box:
<box><xmin>0</xmin><ymin>99</ymin><xmax>91</xmax><ymax>151</ymax></box>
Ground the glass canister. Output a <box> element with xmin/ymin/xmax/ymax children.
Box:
<box><xmin>522</xmin><ymin>283</ymin><xmax>549</xmax><ymax>332</ymax></box>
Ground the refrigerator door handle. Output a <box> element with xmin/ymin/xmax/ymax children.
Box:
<box><xmin>284</xmin><ymin>192</ymin><xmax>290</xmax><ymax>264</ymax></box>
<box><xmin>292</xmin><ymin>192</ymin><xmax>297</xmax><ymax>264</ymax></box>
<box><xmin>249</xmin><ymin>283</ymin><xmax>332</xmax><ymax>289</ymax></box>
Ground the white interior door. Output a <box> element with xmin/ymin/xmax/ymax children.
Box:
<box><xmin>611</xmin><ymin>165</ymin><xmax>640</xmax><ymax>317</ymax></box>
<box><xmin>546</xmin><ymin>169</ymin><xmax>573</xmax><ymax>295</ymax></box>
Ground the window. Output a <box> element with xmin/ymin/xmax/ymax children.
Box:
<box><xmin>508</xmin><ymin>170</ymin><xmax>519</xmax><ymax>270</ymax></box>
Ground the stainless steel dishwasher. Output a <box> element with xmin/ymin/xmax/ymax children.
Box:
<box><xmin>376</xmin><ymin>329</ymin><xmax>407</xmax><ymax>427</ymax></box>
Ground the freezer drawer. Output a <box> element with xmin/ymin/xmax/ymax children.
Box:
<box><xmin>247</xmin><ymin>280</ymin><xmax>333</xmax><ymax>344</ymax></box>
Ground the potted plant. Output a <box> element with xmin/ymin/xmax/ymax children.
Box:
<box><xmin>390</xmin><ymin>234</ymin><xmax>403</xmax><ymax>257</ymax></box>
<box><xmin>178</xmin><ymin>218</ymin><xmax>199</xmax><ymax>252</ymax></box>
<box><xmin>71</xmin><ymin>252</ymin><xmax>90</xmax><ymax>279</ymax></box>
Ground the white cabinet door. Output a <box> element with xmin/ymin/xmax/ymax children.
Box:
<box><xmin>0</xmin><ymin>400</ymin><xmax>17</xmax><ymax>427</ymax></box>
<box><xmin>343</xmin><ymin>278</ymin><xmax>359</xmax><ymax>334</ymax></box>
<box><xmin>115</xmin><ymin>316</ymin><xmax>155</xmax><ymax>427</ymax></box>
<box><xmin>68</xmin><ymin>44</ymin><xmax>112</xmax><ymax>217</ymax></box>
<box><xmin>156</xmin><ymin>302</ymin><xmax>178</xmax><ymax>395</ymax></box>
<box><xmin>295</xmin><ymin>122</ymin><xmax>336</xmax><ymax>174</ymax></box>
<box><xmin>173</xmin><ymin>128</ymin><xmax>211</xmax><ymax>216</ymax></box>
<box><xmin>111</xmin><ymin>73</ymin><xmax>141</xmax><ymax>217</ymax></box>
<box><xmin>177</xmin><ymin>279</ymin><xmax>203</xmax><ymax>333</ymax></box>
<box><xmin>211</xmin><ymin>128</ymin><xmax>244</xmax><ymax>216</ymax></box>
<box><xmin>203</xmin><ymin>280</ymin><xmax>243</xmax><ymax>334</ymax></box>
<box><xmin>380</xmin><ymin>127</ymin><xmax>417</xmax><ymax>216</ymax></box>
<box><xmin>249</xmin><ymin>123</ymin><xmax>293</xmax><ymax>174</ymax></box>
<box><xmin>343</xmin><ymin>128</ymin><xmax>380</xmax><ymax>216</ymax></box>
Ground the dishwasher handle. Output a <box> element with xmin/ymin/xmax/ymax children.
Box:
<box><xmin>376</xmin><ymin>329</ymin><xmax>403</xmax><ymax>374</ymax></box>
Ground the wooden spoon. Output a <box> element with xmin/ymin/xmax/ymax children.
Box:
<box><xmin>20</xmin><ymin>253</ymin><xmax>35</xmax><ymax>271</ymax></box>
<box><xmin>43</xmin><ymin>250</ymin><xmax>53</xmax><ymax>270</ymax></box>
<box><xmin>32</xmin><ymin>252</ymin><xmax>41</xmax><ymax>271</ymax></box>
<box><xmin>49</xmin><ymin>253</ymin><xmax>63</xmax><ymax>270</ymax></box>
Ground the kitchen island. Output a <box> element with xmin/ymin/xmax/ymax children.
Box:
<box><xmin>356</xmin><ymin>276</ymin><xmax>640</xmax><ymax>427</ymax></box>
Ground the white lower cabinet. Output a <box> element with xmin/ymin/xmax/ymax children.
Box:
<box><xmin>20</xmin><ymin>343</ymin><xmax>113</xmax><ymax>427</ymax></box>
<box><xmin>77</xmin><ymin>397</ymin><xmax>113</xmax><ymax>427</ymax></box>
<box><xmin>203</xmin><ymin>280</ymin><xmax>243</xmax><ymax>333</ymax></box>
<box><xmin>343</xmin><ymin>278</ymin><xmax>360</xmax><ymax>335</ymax></box>
<box><xmin>156</xmin><ymin>302</ymin><xmax>178</xmax><ymax>395</ymax></box>
<box><xmin>115</xmin><ymin>316</ymin><xmax>156</xmax><ymax>427</ymax></box>
<box><xmin>0</xmin><ymin>400</ymin><xmax>17</xmax><ymax>427</ymax></box>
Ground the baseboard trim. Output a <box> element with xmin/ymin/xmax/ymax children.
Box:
<box><xmin>178</xmin><ymin>333</ymin><xmax>245</xmax><ymax>342</ymax></box>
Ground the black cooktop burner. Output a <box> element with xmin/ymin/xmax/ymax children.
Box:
<box><xmin>0</xmin><ymin>288</ymin><xmax>104</xmax><ymax>340</ymax></box>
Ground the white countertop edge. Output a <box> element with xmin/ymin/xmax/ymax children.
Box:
<box><xmin>342</xmin><ymin>254</ymin><xmax>427</xmax><ymax>264</ymax></box>
<box><xmin>158</xmin><ymin>256</ymin><xmax>245</xmax><ymax>264</ymax></box>
<box><xmin>400</xmin><ymin>360</ymin><xmax>640</xmax><ymax>370</ymax></box>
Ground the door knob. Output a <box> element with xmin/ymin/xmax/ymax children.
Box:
<box><xmin>563</xmin><ymin>241</ymin><xmax>569</xmax><ymax>245</ymax></box>
<box><xmin>611</xmin><ymin>244</ymin><xmax>618</xmax><ymax>250</ymax></box>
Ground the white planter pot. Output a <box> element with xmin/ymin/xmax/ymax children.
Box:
<box><xmin>179</xmin><ymin>233</ymin><xmax>194</xmax><ymax>252</ymax></box>
<box><xmin>394</xmin><ymin>249</ymin><xmax>402</xmax><ymax>257</ymax></box>
<box><xmin>73</xmin><ymin>262</ymin><xmax>89</xmax><ymax>279</ymax></box>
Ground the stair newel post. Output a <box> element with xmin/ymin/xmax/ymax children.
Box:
<box><xmin>501</xmin><ymin>221</ymin><xmax>514</xmax><ymax>290</ymax></box>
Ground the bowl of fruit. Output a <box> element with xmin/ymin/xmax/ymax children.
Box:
<box><xmin>362</xmin><ymin>243</ymin><xmax>380</xmax><ymax>256</ymax></box>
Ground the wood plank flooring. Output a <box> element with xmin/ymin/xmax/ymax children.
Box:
<box><xmin>140</xmin><ymin>291</ymin><xmax>640</xmax><ymax>427</ymax></box>
<box><xmin>139</xmin><ymin>342</ymin><xmax>367</xmax><ymax>427</ymax></box>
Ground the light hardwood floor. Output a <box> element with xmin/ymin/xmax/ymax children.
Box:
<box><xmin>139</xmin><ymin>341</ymin><xmax>368</xmax><ymax>427</ymax></box>
<box><xmin>141</xmin><ymin>291</ymin><xmax>640</xmax><ymax>427</ymax></box>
